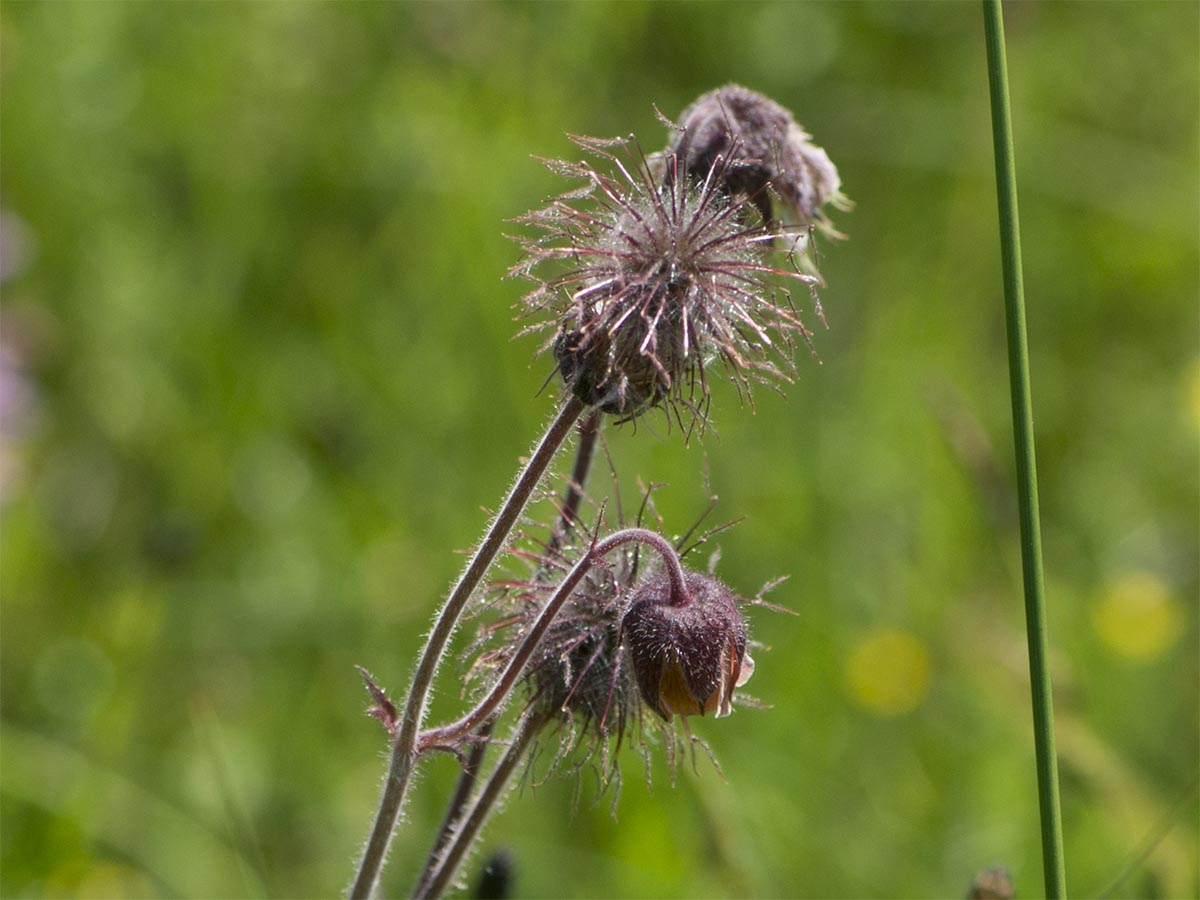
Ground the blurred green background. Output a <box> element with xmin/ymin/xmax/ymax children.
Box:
<box><xmin>2</xmin><ymin>3</ymin><xmax>1196</xmax><ymax>898</ymax></box>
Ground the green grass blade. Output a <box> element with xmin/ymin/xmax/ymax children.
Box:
<box><xmin>981</xmin><ymin>2</ymin><xmax>1068</xmax><ymax>896</ymax></box>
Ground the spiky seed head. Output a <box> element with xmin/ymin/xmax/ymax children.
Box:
<box><xmin>511</xmin><ymin>132</ymin><xmax>823</xmax><ymax>429</ymax></box>
<box><xmin>622</xmin><ymin>569</ymin><xmax>754</xmax><ymax>720</ymax></box>
<box><xmin>552</xmin><ymin>303</ymin><xmax>685</xmax><ymax>417</ymax></box>
<box><xmin>527</xmin><ymin>561</ymin><xmax>634</xmax><ymax>729</ymax></box>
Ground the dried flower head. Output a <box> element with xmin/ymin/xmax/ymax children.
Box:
<box><xmin>510</xmin><ymin>131</ymin><xmax>825</xmax><ymax>430</ymax></box>
<box><xmin>621</xmin><ymin>568</ymin><xmax>754</xmax><ymax>720</ymax></box>
<box><xmin>668</xmin><ymin>83</ymin><xmax>850</xmax><ymax>235</ymax></box>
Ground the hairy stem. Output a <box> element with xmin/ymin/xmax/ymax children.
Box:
<box><xmin>414</xmin><ymin>712</ymin><xmax>551</xmax><ymax>900</ymax></box>
<box><xmin>350</xmin><ymin>395</ymin><xmax>587</xmax><ymax>899</ymax></box>
<box><xmin>982</xmin><ymin>3</ymin><xmax>1066</xmax><ymax>897</ymax></box>
<box><xmin>410</xmin><ymin>717</ymin><xmax>496</xmax><ymax>900</ymax></box>
<box><xmin>419</xmin><ymin>526</ymin><xmax>686</xmax><ymax>751</ymax></box>
<box><xmin>548</xmin><ymin>410</ymin><xmax>602</xmax><ymax>556</ymax></box>
<box><xmin>411</xmin><ymin>412</ymin><xmax>603</xmax><ymax>898</ymax></box>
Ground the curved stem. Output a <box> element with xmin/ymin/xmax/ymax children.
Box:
<box><xmin>982</xmin><ymin>3</ymin><xmax>1065</xmax><ymax>897</ymax></box>
<box><xmin>619</xmin><ymin>526</ymin><xmax>689</xmax><ymax>606</ymax></box>
<box><xmin>419</xmin><ymin>526</ymin><xmax>687</xmax><ymax>751</ymax></box>
<box><xmin>350</xmin><ymin>395</ymin><xmax>587</xmax><ymax>900</ymax></box>
<box><xmin>414</xmin><ymin>712</ymin><xmax>551</xmax><ymax>900</ymax></box>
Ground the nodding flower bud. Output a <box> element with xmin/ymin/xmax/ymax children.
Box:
<box><xmin>669</xmin><ymin>83</ymin><xmax>847</xmax><ymax>230</ymax></box>
<box><xmin>622</xmin><ymin>569</ymin><xmax>754</xmax><ymax>720</ymax></box>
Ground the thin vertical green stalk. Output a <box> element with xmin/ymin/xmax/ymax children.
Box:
<box><xmin>981</xmin><ymin>3</ymin><xmax>1066</xmax><ymax>897</ymax></box>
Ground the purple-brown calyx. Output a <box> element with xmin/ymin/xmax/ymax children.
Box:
<box><xmin>622</xmin><ymin>569</ymin><xmax>754</xmax><ymax>720</ymax></box>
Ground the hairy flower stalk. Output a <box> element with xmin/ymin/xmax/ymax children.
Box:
<box><xmin>412</xmin><ymin>492</ymin><xmax>629</xmax><ymax>897</ymax></box>
<box><xmin>414</xmin><ymin>710</ymin><xmax>551</xmax><ymax>900</ymax></box>
<box><xmin>350</xmin><ymin>397</ymin><xmax>586</xmax><ymax>900</ymax></box>
<box><xmin>412</xmin><ymin>411</ymin><xmax>603</xmax><ymax>899</ymax></box>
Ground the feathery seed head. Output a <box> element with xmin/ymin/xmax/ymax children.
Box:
<box><xmin>511</xmin><ymin>131</ymin><xmax>825</xmax><ymax>430</ymax></box>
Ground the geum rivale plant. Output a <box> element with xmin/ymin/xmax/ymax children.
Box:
<box><xmin>349</xmin><ymin>84</ymin><xmax>848</xmax><ymax>899</ymax></box>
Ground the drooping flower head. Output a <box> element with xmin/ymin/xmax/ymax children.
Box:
<box><xmin>621</xmin><ymin>568</ymin><xmax>755</xmax><ymax>721</ymax></box>
<box><xmin>510</xmin><ymin>130</ymin><xmax>827</xmax><ymax>431</ymax></box>
<box><xmin>465</xmin><ymin>477</ymin><xmax>775</xmax><ymax>790</ymax></box>
<box><xmin>669</xmin><ymin>83</ymin><xmax>850</xmax><ymax>237</ymax></box>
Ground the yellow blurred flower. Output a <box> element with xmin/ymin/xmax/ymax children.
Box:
<box><xmin>845</xmin><ymin>627</ymin><xmax>932</xmax><ymax>716</ymax></box>
<box><xmin>45</xmin><ymin>861</ymin><xmax>156</xmax><ymax>899</ymax></box>
<box><xmin>1092</xmin><ymin>571</ymin><xmax>1184</xmax><ymax>662</ymax></box>
<box><xmin>1186</xmin><ymin>358</ymin><xmax>1200</xmax><ymax>434</ymax></box>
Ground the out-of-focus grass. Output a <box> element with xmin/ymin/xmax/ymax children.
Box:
<box><xmin>2</xmin><ymin>3</ymin><xmax>1196</xmax><ymax>898</ymax></box>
